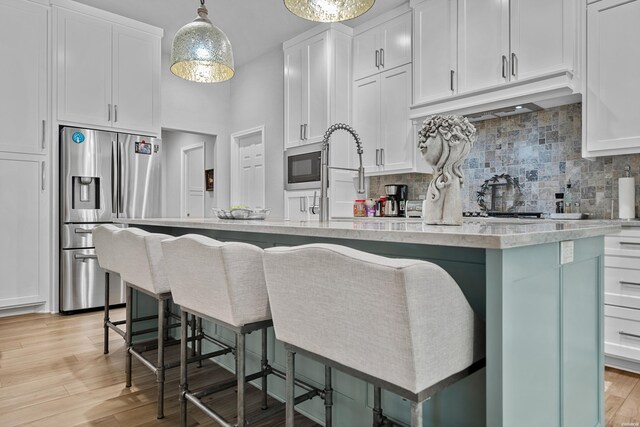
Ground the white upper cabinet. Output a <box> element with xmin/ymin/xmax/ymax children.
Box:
<box><xmin>284</xmin><ymin>32</ymin><xmax>328</xmax><ymax>148</ymax></box>
<box><xmin>413</xmin><ymin>0</ymin><xmax>457</xmax><ymax>104</ymax></box>
<box><xmin>411</xmin><ymin>0</ymin><xmax>577</xmax><ymax>117</ymax></box>
<box><xmin>457</xmin><ymin>0</ymin><xmax>509</xmax><ymax>93</ymax></box>
<box><xmin>0</xmin><ymin>0</ymin><xmax>48</xmax><ymax>155</ymax></box>
<box><xmin>55</xmin><ymin>4</ymin><xmax>162</xmax><ymax>136</ymax></box>
<box><xmin>353</xmin><ymin>11</ymin><xmax>411</xmax><ymax>80</ymax></box>
<box><xmin>584</xmin><ymin>0</ymin><xmax>640</xmax><ymax>156</ymax></box>
<box><xmin>112</xmin><ymin>24</ymin><xmax>161</xmax><ymax>135</ymax></box>
<box><xmin>354</xmin><ymin>64</ymin><xmax>425</xmax><ymax>175</ymax></box>
<box><xmin>56</xmin><ymin>8</ymin><xmax>112</xmax><ymax>128</ymax></box>
<box><xmin>510</xmin><ymin>0</ymin><xmax>567</xmax><ymax>81</ymax></box>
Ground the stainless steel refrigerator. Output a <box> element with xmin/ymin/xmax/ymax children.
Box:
<box><xmin>60</xmin><ymin>127</ymin><xmax>162</xmax><ymax>312</ymax></box>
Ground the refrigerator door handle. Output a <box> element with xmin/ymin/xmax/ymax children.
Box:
<box><xmin>73</xmin><ymin>253</ymin><xmax>98</xmax><ymax>261</ymax></box>
<box><xmin>118</xmin><ymin>142</ymin><xmax>123</xmax><ymax>214</ymax></box>
<box><xmin>112</xmin><ymin>140</ymin><xmax>118</xmax><ymax>215</ymax></box>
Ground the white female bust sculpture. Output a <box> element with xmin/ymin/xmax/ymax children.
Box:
<box><xmin>418</xmin><ymin>115</ymin><xmax>476</xmax><ymax>225</ymax></box>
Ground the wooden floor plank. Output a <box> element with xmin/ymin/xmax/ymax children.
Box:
<box><xmin>0</xmin><ymin>309</ymin><xmax>317</xmax><ymax>427</ymax></box>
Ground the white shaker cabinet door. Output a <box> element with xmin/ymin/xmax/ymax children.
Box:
<box><xmin>56</xmin><ymin>8</ymin><xmax>112</xmax><ymax>127</ymax></box>
<box><xmin>413</xmin><ymin>0</ymin><xmax>457</xmax><ymax>104</ymax></box>
<box><xmin>284</xmin><ymin>192</ymin><xmax>310</xmax><ymax>221</ymax></box>
<box><xmin>353</xmin><ymin>27</ymin><xmax>380</xmax><ymax>81</ymax></box>
<box><xmin>284</xmin><ymin>44</ymin><xmax>304</xmax><ymax>149</ymax></box>
<box><xmin>0</xmin><ymin>0</ymin><xmax>48</xmax><ymax>155</ymax></box>
<box><xmin>457</xmin><ymin>0</ymin><xmax>509</xmax><ymax>93</ymax></box>
<box><xmin>379</xmin><ymin>12</ymin><xmax>412</xmax><ymax>73</ymax></box>
<box><xmin>304</xmin><ymin>32</ymin><xmax>329</xmax><ymax>144</ymax></box>
<box><xmin>380</xmin><ymin>64</ymin><xmax>413</xmax><ymax>173</ymax></box>
<box><xmin>586</xmin><ymin>0</ymin><xmax>640</xmax><ymax>155</ymax></box>
<box><xmin>353</xmin><ymin>75</ymin><xmax>380</xmax><ymax>172</ymax></box>
<box><xmin>0</xmin><ymin>154</ymin><xmax>48</xmax><ymax>309</ymax></box>
<box><xmin>510</xmin><ymin>0</ymin><xmax>567</xmax><ymax>81</ymax></box>
<box><xmin>112</xmin><ymin>25</ymin><xmax>160</xmax><ymax>136</ymax></box>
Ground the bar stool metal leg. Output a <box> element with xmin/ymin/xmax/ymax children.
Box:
<box><xmin>156</xmin><ymin>298</ymin><xmax>166</xmax><ymax>419</ymax></box>
<box><xmin>180</xmin><ymin>310</ymin><xmax>189</xmax><ymax>427</ymax></box>
<box><xmin>325</xmin><ymin>366</ymin><xmax>333</xmax><ymax>427</ymax></box>
<box><xmin>196</xmin><ymin>316</ymin><xmax>203</xmax><ymax>368</ymax></box>
<box><xmin>261</xmin><ymin>327</ymin><xmax>268</xmax><ymax>410</ymax></box>
<box><xmin>103</xmin><ymin>271</ymin><xmax>110</xmax><ymax>354</ymax></box>
<box><xmin>125</xmin><ymin>285</ymin><xmax>133</xmax><ymax>388</ymax></box>
<box><xmin>237</xmin><ymin>332</ymin><xmax>246</xmax><ymax>426</ymax></box>
<box><xmin>410</xmin><ymin>401</ymin><xmax>422</xmax><ymax>427</ymax></box>
<box><xmin>286</xmin><ymin>350</ymin><xmax>296</xmax><ymax>427</ymax></box>
<box><xmin>373</xmin><ymin>386</ymin><xmax>383</xmax><ymax>427</ymax></box>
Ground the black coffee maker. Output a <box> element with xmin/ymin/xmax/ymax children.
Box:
<box><xmin>383</xmin><ymin>184</ymin><xmax>409</xmax><ymax>217</ymax></box>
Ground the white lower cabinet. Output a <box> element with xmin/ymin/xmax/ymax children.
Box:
<box><xmin>0</xmin><ymin>153</ymin><xmax>49</xmax><ymax>310</ymax></box>
<box><xmin>284</xmin><ymin>190</ymin><xmax>320</xmax><ymax>221</ymax></box>
<box><xmin>605</xmin><ymin>228</ymin><xmax>640</xmax><ymax>369</ymax></box>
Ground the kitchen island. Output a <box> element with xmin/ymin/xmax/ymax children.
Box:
<box><xmin>117</xmin><ymin>217</ymin><xmax>619</xmax><ymax>427</ymax></box>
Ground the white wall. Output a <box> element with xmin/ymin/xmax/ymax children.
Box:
<box><xmin>161</xmin><ymin>52</ymin><xmax>231</xmax><ymax>212</ymax></box>
<box><xmin>161</xmin><ymin>130</ymin><xmax>216</xmax><ymax>217</ymax></box>
<box><xmin>229</xmin><ymin>48</ymin><xmax>285</xmax><ymax>218</ymax></box>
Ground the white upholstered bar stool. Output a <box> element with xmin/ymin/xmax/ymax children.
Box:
<box><xmin>94</xmin><ymin>225</ymin><xmax>176</xmax><ymax>419</ymax></box>
<box><xmin>161</xmin><ymin>234</ymin><xmax>276</xmax><ymax>427</ymax></box>
<box><xmin>263</xmin><ymin>243</ymin><xmax>485</xmax><ymax>427</ymax></box>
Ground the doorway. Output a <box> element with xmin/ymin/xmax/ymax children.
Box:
<box><xmin>181</xmin><ymin>143</ymin><xmax>205</xmax><ymax>218</ymax></box>
<box><xmin>230</xmin><ymin>126</ymin><xmax>265</xmax><ymax>208</ymax></box>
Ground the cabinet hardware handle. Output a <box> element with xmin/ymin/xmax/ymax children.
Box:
<box><xmin>74</xmin><ymin>253</ymin><xmax>98</xmax><ymax>261</ymax></box>
<box><xmin>620</xmin><ymin>242</ymin><xmax>640</xmax><ymax>246</ymax></box>
<box><xmin>375</xmin><ymin>149</ymin><xmax>380</xmax><ymax>166</ymax></box>
<box><xmin>303</xmin><ymin>124</ymin><xmax>308</xmax><ymax>140</ymax></box>
<box><xmin>41</xmin><ymin>120</ymin><xmax>46</xmax><ymax>150</ymax></box>
<box><xmin>380</xmin><ymin>148</ymin><xmax>385</xmax><ymax>166</ymax></box>
<box><xmin>511</xmin><ymin>53</ymin><xmax>517</xmax><ymax>77</ymax></box>
<box><xmin>74</xmin><ymin>228</ymin><xmax>93</xmax><ymax>234</ymax></box>
<box><xmin>114</xmin><ymin>105</ymin><xmax>118</xmax><ymax>123</ymax></box>
<box><xmin>299</xmin><ymin>124</ymin><xmax>303</xmax><ymax>141</ymax></box>
<box><xmin>41</xmin><ymin>161</ymin><xmax>45</xmax><ymax>191</ymax></box>
<box><xmin>502</xmin><ymin>55</ymin><xmax>508</xmax><ymax>79</ymax></box>
<box><xmin>380</xmin><ymin>48</ymin><xmax>384</xmax><ymax>67</ymax></box>
<box><xmin>299</xmin><ymin>197</ymin><xmax>303</xmax><ymax>212</ymax></box>
<box><xmin>108</xmin><ymin>104</ymin><xmax>111</xmax><ymax>122</ymax></box>
<box><xmin>620</xmin><ymin>281</ymin><xmax>640</xmax><ymax>287</ymax></box>
<box><xmin>303</xmin><ymin>197</ymin><xmax>307</xmax><ymax>212</ymax></box>
<box><xmin>375</xmin><ymin>49</ymin><xmax>380</xmax><ymax>69</ymax></box>
<box><xmin>311</xmin><ymin>191</ymin><xmax>318</xmax><ymax>214</ymax></box>
<box><xmin>450</xmin><ymin>70</ymin><xmax>455</xmax><ymax>92</ymax></box>
<box><xmin>620</xmin><ymin>331</ymin><xmax>640</xmax><ymax>340</ymax></box>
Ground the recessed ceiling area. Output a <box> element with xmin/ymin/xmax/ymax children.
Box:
<box><xmin>72</xmin><ymin>0</ymin><xmax>408</xmax><ymax>67</ymax></box>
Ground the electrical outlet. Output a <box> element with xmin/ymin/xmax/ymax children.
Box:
<box><xmin>560</xmin><ymin>241</ymin><xmax>574</xmax><ymax>265</ymax></box>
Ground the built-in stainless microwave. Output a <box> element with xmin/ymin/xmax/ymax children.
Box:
<box><xmin>285</xmin><ymin>143</ymin><xmax>322</xmax><ymax>190</ymax></box>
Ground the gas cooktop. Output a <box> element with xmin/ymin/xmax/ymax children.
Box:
<box><xmin>463</xmin><ymin>211</ymin><xmax>544</xmax><ymax>219</ymax></box>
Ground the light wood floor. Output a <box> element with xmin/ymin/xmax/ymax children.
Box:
<box><xmin>0</xmin><ymin>309</ymin><xmax>317</xmax><ymax>427</ymax></box>
<box><xmin>607</xmin><ymin>367</ymin><xmax>640</xmax><ymax>427</ymax></box>
<box><xmin>2</xmin><ymin>309</ymin><xmax>635</xmax><ymax>427</ymax></box>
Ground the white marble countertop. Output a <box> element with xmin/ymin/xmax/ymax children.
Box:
<box><xmin>115</xmin><ymin>217</ymin><xmax>621</xmax><ymax>250</ymax></box>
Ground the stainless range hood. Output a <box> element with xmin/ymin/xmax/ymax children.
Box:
<box><xmin>465</xmin><ymin>102</ymin><xmax>543</xmax><ymax>122</ymax></box>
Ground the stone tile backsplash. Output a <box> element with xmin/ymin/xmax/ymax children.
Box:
<box><xmin>366</xmin><ymin>103</ymin><xmax>640</xmax><ymax>219</ymax></box>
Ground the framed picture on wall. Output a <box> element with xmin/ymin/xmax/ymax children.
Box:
<box><xmin>205</xmin><ymin>169</ymin><xmax>214</xmax><ymax>191</ymax></box>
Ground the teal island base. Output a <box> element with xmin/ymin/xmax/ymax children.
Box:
<box><xmin>129</xmin><ymin>224</ymin><xmax>604</xmax><ymax>427</ymax></box>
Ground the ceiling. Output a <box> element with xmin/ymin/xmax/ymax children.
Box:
<box><xmin>73</xmin><ymin>0</ymin><xmax>408</xmax><ymax>67</ymax></box>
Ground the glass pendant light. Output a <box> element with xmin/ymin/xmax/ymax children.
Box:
<box><xmin>284</xmin><ymin>0</ymin><xmax>375</xmax><ymax>22</ymax></box>
<box><xmin>170</xmin><ymin>0</ymin><xmax>234</xmax><ymax>83</ymax></box>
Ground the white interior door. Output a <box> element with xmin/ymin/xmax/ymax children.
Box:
<box><xmin>231</xmin><ymin>127</ymin><xmax>265</xmax><ymax>209</ymax></box>
<box><xmin>181</xmin><ymin>143</ymin><xmax>204</xmax><ymax>218</ymax></box>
